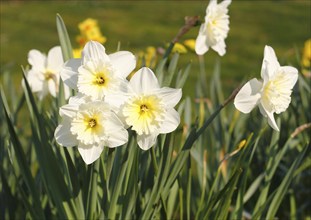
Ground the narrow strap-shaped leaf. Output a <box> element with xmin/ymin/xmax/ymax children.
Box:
<box><xmin>56</xmin><ymin>14</ymin><xmax>73</xmax><ymax>61</ymax></box>
<box><xmin>266</xmin><ymin>142</ymin><xmax>309</xmax><ymax>219</ymax></box>
<box><xmin>0</xmin><ymin>89</ymin><xmax>45</xmax><ymax>220</ymax></box>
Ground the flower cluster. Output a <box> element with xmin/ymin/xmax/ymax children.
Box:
<box><xmin>73</xmin><ymin>18</ymin><xmax>107</xmax><ymax>58</ymax></box>
<box><xmin>24</xmin><ymin>0</ymin><xmax>299</xmax><ymax>165</ymax></box>
<box><xmin>55</xmin><ymin>41</ymin><xmax>182</xmax><ymax>164</ymax></box>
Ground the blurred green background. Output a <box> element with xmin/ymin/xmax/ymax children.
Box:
<box><xmin>1</xmin><ymin>0</ymin><xmax>310</xmax><ymax>97</ymax></box>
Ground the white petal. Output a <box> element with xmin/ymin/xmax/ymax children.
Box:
<box><xmin>159</xmin><ymin>108</ymin><xmax>180</xmax><ymax>134</ymax></box>
<box><xmin>60</xmin><ymin>58</ymin><xmax>81</xmax><ymax>89</ymax></box>
<box><xmin>195</xmin><ymin>24</ymin><xmax>209</xmax><ymax>55</ymax></box>
<box><xmin>261</xmin><ymin>45</ymin><xmax>280</xmax><ymax>81</ymax></box>
<box><xmin>59</xmin><ymin>94</ymin><xmax>88</xmax><ymax>117</ymax></box>
<box><xmin>54</xmin><ymin>118</ymin><xmax>78</xmax><ymax>147</ymax></box>
<box><xmin>258</xmin><ymin>103</ymin><xmax>279</xmax><ymax>131</ymax></box>
<box><xmin>234</xmin><ymin>78</ymin><xmax>263</xmax><ymax>113</ymax></box>
<box><xmin>47</xmin><ymin>46</ymin><xmax>64</xmax><ymax>72</ymax></box>
<box><xmin>105</xmin><ymin>113</ymin><xmax>128</xmax><ymax>147</ymax></box>
<box><xmin>105</xmin><ymin>92</ymin><xmax>131</xmax><ymax>110</ymax></box>
<box><xmin>48</xmin><ymin>79</ymin><xmax>57</xmax><ymax>97</ymax></box>
<box><xmin>60</xmin><ymin>103</ymin><xmax>78</xmax><ymax>118</ymax></box>
<box><xmin>28</xmin><ymin>49</ymin><xmax>46</xmax><ymax>72</ymax></box>
<box><xmin>78</xmin><ymin>143</ymin><xmax>104</xmax><ymax>165</ymax></box>
<box><xmin>137</xmin><ymin>133</ymin><xmax>158</xmax><ymax>150</ymax></box>
<box><xmin>63</xmin><ymin>84</ymin><xmax>72</xmax><ymax>100</ymax></box>
<box><xmin>279</xmin><ymin>66</ymin><xmax>298</xmax><ymax>88</ymax></box>
<box><xmin>26</xmin><ymin>70</ymin><xmax>43</xmax><ymax>92</ymax></box>
<box><xmin>219</xmin><ymin>0</ymin><xmax>232</xmax><ymax>8</ymax></box>
<box><xmin>155</xmin><ymin>87</ymin><xmax>182</xmax><ymax>108</ymax></box>
<box><xmin>207</xmin><ymin>0</ymin><xmax>217</xmax><ymax>9</ymax></box>
<box><xmin>129</xmin><ymin>67</ymin><xmax>160</xmax><ymax>94</ymax></box>
<box><xmin>82</xmin><ymin>41</ymin><xmax>110</xmax><ymax>65</ymax></box>
<box><xmin>109</xmin><ymin>51</ymin><xmax>136</xmax><ymax>78</ymax></box>
<box><xmin>211</xmin><ymin>40</ymin><xmax>226</xmax><ymax>56</ymax></box>
<box><xmin>37</xmin><ymin>81</ymin><xmax>49</xmax><ymax>100</ymax></box>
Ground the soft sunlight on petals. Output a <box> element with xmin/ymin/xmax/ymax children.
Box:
<box><xmin>234</xmin><ymin>45</ymin><xmax>298</xmax><ymax>131</ymax></box>
<box><xmin>55</xmin><ymin>99</ymin><xmax>128</xmax><ymax>164</ymax></box>
<box><xmin>195</xmin><ymin>0</ymin><xmax>231</xmax><ymax>56</ymax></box>
<box><xmin>119</xmin><ymin>67</ymin><xmax>181</xmax><ymax>150</ymax></box>
<box><xmin>25</xmin><ymin>46</ymin><xmax>71</xmax><ymax>100</ymax></box>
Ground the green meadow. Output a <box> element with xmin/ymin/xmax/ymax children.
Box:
<box><xmin>1</xmin><ymin>1</ymin><xmax>310</xmax><ymax>96</ymax></box>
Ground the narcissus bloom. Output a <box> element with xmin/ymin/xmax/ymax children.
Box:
<box><xmin>60</xmin><ymin>41</ymin><xmax>136</xmax><ymax>100</ymax></box>
<box><xmin>234</xmin><ymin>45</ymin><xmax>298</xmax><ymax>131</ymax></box>
<box><xmin>55</xmin><ymin>94</ymin><xmax>128</xmax><ymax>164</ymax></box>
<box><xmin>195</xmin><ymin>0</ymin><xmax>231</xmax><ymax>56</ymax></box>
<box><xmin>106</xmin><ymin>67</ymin><xmax>182</xmax><ymax>150</ymax></box>
<box><xmin>26</xmin><ymin>46</ymin><xmax>70</xmax><ymax>100</ymax></box>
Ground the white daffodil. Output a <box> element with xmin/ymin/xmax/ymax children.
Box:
<box><xmin>60</xmin><ymin>41</ymin><xmax>136</xmax><ymax>101</ymax></box>
<box><xmin>234</xmin><ymin>45</ymin><xmax>298</xmax><ymax>131</ymax></box>
<box><xmin>26</xmin><ymin>46</ymin><xmax>71</xmax><ymax>100</ymax></box>
<box><xmin>195</xmin><ymin>0</ymin><xmax>231</xmax><ymax>56</ymax></box>
<box><xmin>106</xmin><ymin>67</ymin><xmax>182</xmax><ymax>150</ymax></box>
<box><xmin>54</xmin><ymin>94</ymin><xmax>128</xmax><ymax>164</ymax></box>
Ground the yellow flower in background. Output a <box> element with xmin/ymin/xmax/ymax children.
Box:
<box><xmin>301</xmin><ymin>39</ymin><xmax>311</xmax><ymax>77</ymax></box>
<box><xmin>73</xmin><ymin>18</ymin><xmax>107</xmax><ymax>57</ymax></box>
<box><xmin>183</xmin><ymin>39</ymin><xmax>196</xmax><ymax>51</ymax></box>
<box><xmin>84</xmin><ymin>26</ymin><xmax>107</xmax><ymax>44</ymax></box>
<box><xmin>171</xmin><ymin>43</ymin><xmax>188</xmax><ymax>54</ymax></box>
<box><xmin>137</xmin><ymin>46</ymin><xmax>157</xmax><ymax>69</ymax></box>
<box><xmin>302</xmin><ymin>39</ymin><xmax>311</xmax><ymax>68</ymax></box>
<box><xmin>78</xmin><ymin>18</ymin><xmax>98</xmax><ymax>32</ymax></box>
<box><xmin>73</xmin><ymin>48</ymin><xmax>83</xmax><ymax>58</ymax></box>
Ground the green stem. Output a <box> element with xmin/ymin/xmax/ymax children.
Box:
<box><xmin>151</xmin><ymin>147</ymin><xmax>159</xmax><ymax>175</ymax></box>
<box><xmin>86</xmin><ymin>160</ymin><xmax>100</xmax><ymax>220</ymax></box>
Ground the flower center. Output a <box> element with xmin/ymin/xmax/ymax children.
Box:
<box><xmin>44</xmin><ymin>70</ymin><xmax>54</xmax><ymax>80</ymax></box>
<box><xmin>94</xmin><ymin>74</ymin><xmax>106</xmax><ymax>86</ymax></box>
<box><xmin>140</xmin><ymin>104</ymin><xmax>149</xmax><ymax>113</ymax></box>
<box><xmin>88</xmin><ymin>118</ymin><xmax>97</xmax><ymax>128</ymax></box>
<box><xmin>123</xmin><ymin>95</ymin><xmax>165</xmax><ymax>135</ymax></box>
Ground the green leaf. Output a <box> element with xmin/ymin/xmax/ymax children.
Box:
<box><xmin>266</xmin><ymin>143</ymin><xmax>309</xmax><ymax>219</ymax></box>
<box><xmin>56</xmin><ymin>14</ymin><xmax>73</xmax><ymax>61</ymax></box>
<box><xmin>0</xmin><ymin>89</ymin><xmax>45</xmax><ymax>220</ymax></box>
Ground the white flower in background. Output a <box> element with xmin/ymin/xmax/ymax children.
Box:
<box><xmin>195</xmin><ymin>0</ymin><xmax>231</xmax><ymax>56</ymax></box>
<box><xmin>106</xmin><ymin>67</ymin><xmax>182</xmax><ymax>150</ymax></box>
<box><xmin>60</xmin><ymin>41</ymin><xmax>136</xmax><ymax>100</ymax></box>
<box><xmin>54</xmin><ymin>94</ymin><xmax>128</xmax><ymax>164</ymax></box>
<box><xmin>26</xmin><ymin>46</ymin><xmax>70</xmax><ymax>100</ymax></box>
<box><xmin>234</xmin><ymin>45</ymin><xmax>298</xmax><ymax>131</ymax></box>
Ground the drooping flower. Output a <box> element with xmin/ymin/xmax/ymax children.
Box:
<box><xmin>26</xmin><ymin>46</ymin><xmax>70</xmax><ymax>100</ymax></box>
<box><xmin>60</xmin><ymin>41</ymin><xmax>136</xmax><ymax>100</ymax></box>
<box><xmin>195</xmin><ymin>0</ymin><xmax>231</xmax><ymax>56</ymax></box>
<box><xmin>106</xmin><ymin>67</ymin><xmax>182</xmax><ymax>150</ymax></box>
<box><xmin>54</xmin><ymin>94</ymin><xmax>128</xmax><ymax>164</ymax></box>
<box><xmin>234</xmin><ymin>45</ymin><xmax>298</xmax><ymax>131</ymax></box>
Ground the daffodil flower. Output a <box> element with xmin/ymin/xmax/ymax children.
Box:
<box><xmin>60</xmin><ymin>41</ymin><xmax>136</xmax><ymax>101</ymax></box>
<box><xmin>195</xmin><ymin>0</ymin><xmax>231</xmax><ymax>56</ymax></box>
<box><xmin>26</xmin><ymin>46</ymin><xmax>70</xmax><ymax>100</ymax></box>
<box><xmin>106</xmin><ymin>67</ymin><xmax>182</xmax><ymax>150</ymax></box>
<box><xmin>234</xmin><ymin>45</ymin><xmax>298</xmax><ymax>131</ymax></box>
<box><xmin>54</xmin><ymin>94</ymin><xmax>128</xmax><ymax>164</ymax></box>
